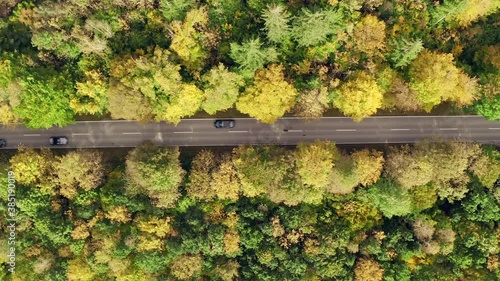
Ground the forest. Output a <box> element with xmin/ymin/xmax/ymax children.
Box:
<box><xmin>0</xmin><ymin>139</ymin><xmax>499</xmax><ymax>280</ymax></box>
<box><xmin>0</xmin><ymin>0</ymin><xmax>499</xmax><ymax>280</ymax></box>
<box><xmin>0</xmin><ymin>0</ymin><xmax>498</xmax><ymax>128</ymax></box>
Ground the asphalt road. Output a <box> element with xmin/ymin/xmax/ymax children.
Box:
<box><xmin>0</xmin><ymin>116</ymin><xmax>499</xmax><ymax>149</ymax></box>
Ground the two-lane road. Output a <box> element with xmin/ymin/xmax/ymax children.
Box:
<box><xmin>0</xmin><ymin>116</ymin><xmax>499</xmax><ymax>149</ymax></box>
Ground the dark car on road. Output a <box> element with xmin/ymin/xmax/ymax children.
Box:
<box><xmin>214</xmin><ymin>119</ymin><xmax>235</xmax><ymax>128</ymax></box>
<box><xmin>50</xmin><ymin>136</ymin><xmax>68</xmax><ymax>145</ymax></box>
<box><xmin>0</xmin><ymin>139</ymin><xmax>6</xmax><ymax>148</ymax></box>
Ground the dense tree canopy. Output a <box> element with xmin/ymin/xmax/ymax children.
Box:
<box><xmin>0</xmin><ymin>0</ymin><xmax>496</xmax><ymax>126</ymax></box>
<box><xmin>0</xmin><ymin>140</ymin><xmax>499</xmax><ymax>280</ymax></box>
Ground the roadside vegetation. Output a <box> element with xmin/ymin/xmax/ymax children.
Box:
<box><xmin>0</xmin><ymin>139</ymin><xmax>499</xmax><ymax>280</ymax></box>
<box><xmin>0</xmin><ymin>0</ymin><xmax>498</xmax><ymax>128</ymax></box>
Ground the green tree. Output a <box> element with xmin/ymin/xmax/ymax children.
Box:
<box><xmin>232</xmin><ymin>145</ymin><xmax>287</xmax><ymax>198</ymax></box>
<box><xmin>230</xmin><ymin>38</ymin><xmax>278</xmax><ymax>78</ymax></box>
<box><xmin>201</xmin><ymin>64</ymin><xmax>244</xmax><ymax>114</ymax></box>
<box><xmin>333</xmin><ymin>71</ymin><xmax>383</xmax><ymax>121</ymax></box>
<box><xmin>291</xmin><ymin>8</ymin><xmax>343</xmax><ymax>47</ymax></box>
<box><xmin>474</xmin><ymin>73</ymin><xmax>500</xmax><ymax>120</ymax></box>
<box><xmin>365</xmin><ymin>178</ymin><xmax>413</xmax><ymax>218</ymax></box>
<box><xmin>416</xmin><ymin>141</ymin><xmax>481</xmax><ymax>201</ymax></box>
<box><xmin>236</xmin><ymin>64</ymin><xmax>298</xmax><ymax>123</ymax></box>
<box><xmin>461</xmin><ymin>184</ymin><xmax>500</xmax><ymax>223</ymax></box>
<box><xmin>14</xmin><ymin>69</ymin><xmax>75</xmax><ymax>128</ymax></box>
<box><xmin>388</xmin><ymin>37</ymin><xmax>424</xmax><ymax>68</ymax></box>
<box><xmin>261</xmin><ymin>4</ymin><xmax>291</xmax><ymax>43</ymax></box>
<box><xmin>475</xmin><ymin>93</ymin><xmax>500</xmax><ymax>120</ymax></box>
<box><xmin>125</xmin><ymin>142</ymin><xmax>185</xmax><ymax>208</ymax></box>
<box><xmin>410</xmin><ymin>183</ymin><xmax>438</xmax><ymax>213</ymax></box>
<box><xmin>160</xmin><ymin>0</ymin><xmax>197</xmax><ymax>22</ymax></box>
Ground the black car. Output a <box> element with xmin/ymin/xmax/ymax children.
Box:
<box><xmin>0</xmin><ymin>139</ymin><xmax>6</xmax><ymax>148</ymax></box>
<box><xmin>49</xmin><ymin>136</ymin><xmax>68</xmax><ymax>145</ymax></box>
<box><xmin>214</xmin><ymin>119</ymin><xmax>235</xmax><ymax>128</ymax></box>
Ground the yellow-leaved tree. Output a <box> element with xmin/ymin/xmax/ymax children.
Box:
<box><xmin>354</xmin><ymin>257</ymin><xmax>384</xmax><ymax>281</ymax></box>
<box><xmin>293</xmin><ymin>86</ymin><xmax>330</xmax><ymax>119</ymax></box>
<box><xmin>333</xmin><ymin>71</ymin><xmax>383</xmax><ymax>121</ymax></box>
<box><xmin>9</xmin><ymin>147</ymin><xmax>56</xmax><ymax>194</ymax></box>
<box><xmin>71</xmin><ymin>70</ymin><xmax>108</xmax><ymax>115</ymax></box>
<box><xmin>186</xmin><ymin>150</ymin><xmax>241</xmax><ymax>202</ymax></box>
<box><xmin>352</xmin><ymin>15</ymin><xmax>386</xmax><ymax>58</ymax></box>
<box><xmin>105</xmin><ymin>205</ymin><xmax>131</xmax><ymax>223</ymax></box>
<box><xmin>352</xmin><ymin>149</ymin><xmax>385</xmax><ymax>186</ymax></box>
<box><xmin>236</xmin><ymin>64</ymin><xmax>298</xmax><ymax>123</ymax></box>
<box><xmin>169</xmin><ymin>254</ymin><xmax>203</xmax><ymax>280</ymax></box>
<box><xmin>0</xmin><ymin>59</ymin><xmax>20</xmax><ymax>125</ymax></box>
<box><xmin>169</xmin><ymin>7</ymin><xmax>209</xmax><ymax>71</ymax></box>
<box><xmin>442</xmin><ymin>0</ymin><xmax>500</xmax><ymax>28</ymax></box>
<box><xmin>294</xmin><ymin>141</ymin><xmax>338</xmax><ymax>189</ymax></box>
<box><xmin>67</xmin><ymin>258</ymin><xmax>96</xmax><ymax>281</ymax></box>
<box><xmin>134</xmin><ymin>215</ymin><xmax>176</xmax><ymax>252</ymax></box>
<box><xmin>155</xmin><ymin>83</ymin><xmax>203</xmax><ymax>124</ymax></box>
<box><xmin>53</xmin><ymin>150</ymin><xmax>105</xmax><ymax>199</ymax></box>
<box><xmin>409</xmin><ymin>49</ymin><xmax>478</xmax><ymax>111</ymax></box>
